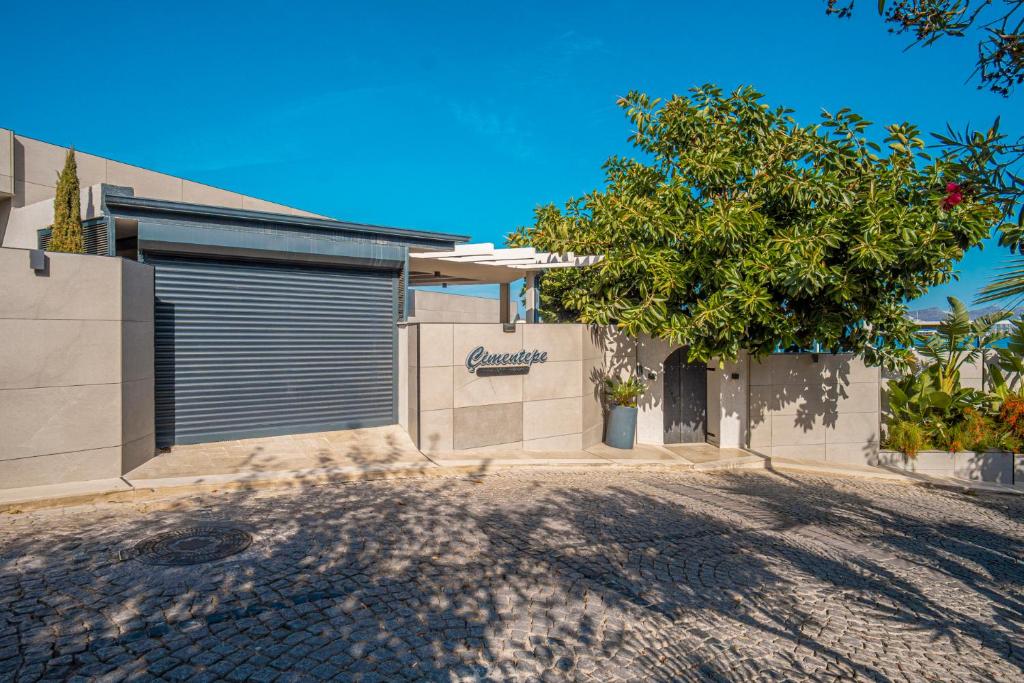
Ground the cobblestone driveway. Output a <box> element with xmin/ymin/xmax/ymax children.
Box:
<box><xmin>1</xmin><ymin>469</ymin><xmax>1023</xmax><ymax>682</ymax></box>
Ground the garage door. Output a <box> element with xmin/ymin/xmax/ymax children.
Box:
<box><xmin>150</xmin><ymin>254</ymin><xmax>397</xmax><ymax>447</ymax></box>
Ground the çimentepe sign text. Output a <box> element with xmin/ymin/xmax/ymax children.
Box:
<box><xmin>465</xmin><ymin>346</ymin><xmax>548</xmax><ymax>376</ymax></box>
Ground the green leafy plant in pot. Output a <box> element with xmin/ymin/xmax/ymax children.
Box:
<box><xmin>603</xmin><ymin>375</ymin><xmax>646</xmax><ymax>449</ymax></box>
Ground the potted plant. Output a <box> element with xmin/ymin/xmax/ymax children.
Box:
<box><xmin>603</xmin><ymin>375</ymin><xmax>646</xmax><ymax>449</ymax></box>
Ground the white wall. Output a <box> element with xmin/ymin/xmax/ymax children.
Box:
<box><xmin>632</xmin><ymin>336</ymin><xmax>749</xmax><ymax>448</ymax></box>
<box><xmin>708</xmin><ymin>354</ymin><xmax>749</xmax><ymax>449</ymax></box>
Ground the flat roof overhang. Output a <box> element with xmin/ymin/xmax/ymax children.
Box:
<box><xmin>102</xmin><ymin>187</ymin><xmax>470</xmax><ymax>251</ymax></box>
<box><xmin>409</xmin><ymin>243</ymin><xmax>601</xmax><ymax>285</ymax></box>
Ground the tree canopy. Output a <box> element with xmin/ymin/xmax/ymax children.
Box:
<box><xmin>508</xmin><ymin>85</ymin><xmax>1005</xmax><ymax>369</ymax></box>
<box><xmin>824</xmin><ymin>1</ymin><xmax>1023</xmax><ymax>283</ymax></box>
<box><xmin>826</xmin><ymin>0</ymin><xmax>1023</xmax><ymax>97</ymax></box>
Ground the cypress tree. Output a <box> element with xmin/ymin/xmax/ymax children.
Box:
<box><xmin>49</xmin><ymin>148</ymin><xmax>83</xmax><ymax>253</ymax></box>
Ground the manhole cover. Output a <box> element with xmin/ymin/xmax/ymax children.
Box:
<box><xmin>134</xmin><ymin>526</ymin><xmax>252</xmax><ymax>566</ymax></box>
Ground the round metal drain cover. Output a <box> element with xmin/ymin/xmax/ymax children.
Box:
<box><xmin>135</xmin><ymin>526</ymin><xmax>252</xmax><ymax>566</ymax></box>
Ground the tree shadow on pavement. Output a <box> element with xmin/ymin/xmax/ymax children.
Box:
<box><xmin>0</xmin><ymin>466</ymin><xmax>1022</xmax><ymax>681</ymax></box>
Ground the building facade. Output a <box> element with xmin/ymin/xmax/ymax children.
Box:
<box><xmin>1</xmin><ymin>128</ymin><xmax>883</xmax><ymax>490</ymax></box>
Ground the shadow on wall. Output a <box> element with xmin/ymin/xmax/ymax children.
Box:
<box><xmin>749</xmin><ymin>354</ymin><xmax>857</xmax><ymax>435</ymax></box>
<box><xmin>0</xmin><ymin>463</ymin><xmax>1022</xmax><ymax>679</ymax></box>
<box><xmin>584</xmin><ymin>326</ymin><xmax>642</xmax><ymax>421</ymax></box>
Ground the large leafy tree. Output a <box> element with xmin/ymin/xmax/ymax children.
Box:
<box><xmin>824</xmin><ymin>1</ymin><xmax>1024</xmax><ymax>302</ymax></box>
<box><xmin>509</xmin><ymin>85</ymin><xmax>1004</xmax><ymax>369</ymax></box>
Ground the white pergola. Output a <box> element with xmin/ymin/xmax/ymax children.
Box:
<box><xmin>409</xmin><ymin>243</ymin><xmax>601</xmax><ymax>323</ymax></box>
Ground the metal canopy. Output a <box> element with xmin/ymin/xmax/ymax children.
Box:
<box><xmin>409</xmin><ymin>243</ymin><xmax>600</xmax><ymax>285</ymax></box>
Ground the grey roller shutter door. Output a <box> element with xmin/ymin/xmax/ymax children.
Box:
<box><xmin>150</xmin><ymin>254</ymin><xmax>396</xmax><ymax>447</ymax></box>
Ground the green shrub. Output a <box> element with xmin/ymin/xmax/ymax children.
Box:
<box><xmin>603</xmin><ymin>376</ymin><xmax>646</xmax><ymax>408</ymax></box>
<box><xmin>886</xmin><ymin>420</ymin><xmax>927</xmax><ymax>458</ymax></box>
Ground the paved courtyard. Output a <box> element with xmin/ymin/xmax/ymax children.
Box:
<box><xmin>1</xmin><ymin>469</ymin><xmax>1022</xmax><ymax>682</ymax></box>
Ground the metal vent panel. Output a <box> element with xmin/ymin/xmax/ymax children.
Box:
<box><xmin>149</xmin><ymin>254</ymin><xmax>397</xmax><ymax>446</ymax></box>
<box><xmin>38</xmin><ymin>219</ymin><xmax>110</xmax><ymax>256</ymax></box>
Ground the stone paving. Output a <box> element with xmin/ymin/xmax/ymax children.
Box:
<box><xmin>1</xmin><ymin>469</ymin><xmax>1022</xmax><ymax>682</ymax></box>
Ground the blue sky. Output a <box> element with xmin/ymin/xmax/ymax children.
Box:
<box><xmin>4</xmin><ymin>1</ymin><xmax>1019</xmax><ymax>307</ymax></box>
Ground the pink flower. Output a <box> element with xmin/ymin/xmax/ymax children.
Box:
<box><xmin>942</xmin><ymin>182</ymin><xmax>964</xmax><ymax>211</ymax></box>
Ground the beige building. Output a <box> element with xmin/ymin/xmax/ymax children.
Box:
<box><xmin>0</xmin><ymin>128</ymin><xmax>322</xmax><ymax>251</ymax></box>
<box><xmin>1</xmin><ymin>126</ymin><xmax>884</xmax><ymax>491</ymax></box>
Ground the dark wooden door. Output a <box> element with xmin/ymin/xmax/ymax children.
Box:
<box><xmin>663</xmin><ymin>348</ymin><xmax>707</xmax><ymax>443</ymax></box>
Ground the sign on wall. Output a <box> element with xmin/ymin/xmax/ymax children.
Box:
<box><xmin>466</xmin><ymin>346</ymin><xmax>548</xmax><ymax>376</ymax></box>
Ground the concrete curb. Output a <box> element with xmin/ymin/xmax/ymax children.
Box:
<box><xmin>3</xmin><ymin>451</ymin><xmax>1019</xmax><ymax>514</ymax></box>
<box><xmin>2</xmin><ymin>460</ymin><xmax>698</xmax><ymax>513</ymax></box>
<box><xmin>689</xmin><ymin>455</ymin><xmax>767</xmax><ymax>472</ymax></box>
<box><xmin>765</xmin><ymin>457</ymin><xmax>1024</xmax><ymax>496</ymax></box>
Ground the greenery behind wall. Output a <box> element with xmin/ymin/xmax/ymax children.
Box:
<box><xmin>886</xmin><ymin>296</ymin><xmax>1024</xmax><ymax>455</ymax></box>
<box><xmin>48</xmin><ymin>148</ymin><xmax>84</xmax><ymax>254</ymax></box>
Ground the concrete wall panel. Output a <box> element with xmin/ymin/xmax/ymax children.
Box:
<box><xmin>121</xmin><ymin>321</ymin><xmax>154</xmax><ymax>384</ymax></box>
<box><xmin>524</xmin><ymin>324</ymin><xmax>581</xmax><ymax>362</ymax></box>
<box><xmin>408</xmin><ymin>323</ymin><xmax>601</xmax><ymax>452</ymax></box>
<box><xmin>0</xmin><ymin>446</ymin><xmax>122</xmax><ymax>489</ymax></box>
<box><xmin>121</xmin><ymin>378</ymin><xmax>155</xmax><ymax>445</ymax></box>
<box><xmin>452</xmin><ymin>323</ymin><xmax>523</xmax><ymax>367</ymax></box>
<box><xmin>2</xmin><ymin>131</ymin><xmax>328</xmax><ymax>248</ymax></box>
<box><xmin>835</xmin><ymin>380</ymin><xmax>880</xmax><ymax>415</ymax></box>
<box><xmin>523</xmin><ymin>397</ymin><xmax>582</xmax><ymax>441</ymax></box>
<box><xmin>771</xmin><ymin>443</ymin><xmax>827</xmax><ymax>460</ymax></box>
<box><xmin>0</xmin><ymin>383</ymin><xmax>122</xmax><ymax>461</ymax></box>
<box><xmin>122</xmin><ymin>433</ymin><xmax>156</xmax><ymax>475</ymax></box>
<box><xmin>122</xmin><ymin>259</ymin><xmax>154</xmax><ymax>322</ymax></box>
<box><xmin>454</xmin><ymin>370</ymin><xmax>523</xmax><ymax>408</ymax></box>
<box><xmin>420</xmin><ymin>408</ymin><xmax>453</xmax><ymax>453</ymax></box>
<box><xmin>106</xmin><ymin>161</ymin><xmax>183</xmax><ymax>202</ymax></box>
<box><xmin>182</xmin><ymin>180</ymin><xmax>246</xmax><ymax>209</ymax></box>
<box><xmin>0</xmin><ymin>248</ymin><xmax>156</xmax><ymax>488</ymax></box>
<box><xmin>419</xmin><ymin>366</ymin><xmax>454</xmax><ymax>411</ymax></box>
<box><xmin>0</xmin><ymin>319</ymin><xmax>120</xmax><ymax>389</ymax></box>
<box><xmin>408</xmin><ymin>290</ymin><xmax>516</xmax><ymax>324</ymax></box>
<box><xmin>419</xmin><ymin>324</ymin><xmax>454</xmax><ymax>368</ymax></box>
<box><xmin>13</xmin><ymin>180</ymin><xmax>54</xmax><ymax>209</ymax></box>
<box><xmin>524</xmin><ymin>360</ymin><xmax>582</xmax><ymax>402</ymax></box>
<box><xmin>453</xmin><ymin>403</ymin><xmax>523</xmax><ymax>449</ymax></box>
<box><xmin>17</xmin><ymin>137</ymin><xmax>107</xmax><ymax>189</ymax></box>
<box><xmin>0</xmin><ymin>129</ymin><xmax>13</xmax><ymax>198</ymax></box>
<box><xmin>397</xmin><ymin>325</ymin><xmax>410</xmax><ymax>434</ymax></box>
<box><xmin>635</xmin><ymin>335</ymin><xmax>671</xmax><ymax>444</ymax></box>
<box><xmin>748</xmin><ymin>353</ymin><xmax>880</xmax><ymax>465</ymax></box>
<box><xmin>0</xmin><ymin>249</ymin><xmax>122</xmax><ymax>320</ymax></box>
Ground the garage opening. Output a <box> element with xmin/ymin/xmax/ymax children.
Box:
<box><xmin>150</xmin><ymin>254</ymin><xmax>397</xmax><ymax>447</ymax></box>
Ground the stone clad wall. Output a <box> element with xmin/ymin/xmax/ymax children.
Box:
<box><xmin>749</xmin><ymin>353</ymin><xmax>881</xmax><ymax>464</ymax></box>
<box><xmin>0</xmin><ymin>247</ymin><xmax>155</xmax><ymax>488</ymax></box>
<box><xmin>413</xmin><ymin>323</ymin><xmax>603</xmax><ymax>453</ymax></box>
<box><xmin>406</xmin><ymin>326</ymin><xmax>883</xmax><ymax>459</ymax></box>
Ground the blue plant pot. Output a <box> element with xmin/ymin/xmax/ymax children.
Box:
<box><xmin>605</xmin><ymin>405</ymin><xmax>637</xmax><ymax>449</ymax></box>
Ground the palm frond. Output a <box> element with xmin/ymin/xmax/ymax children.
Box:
<box><xmin>977</xmin><ymin>256</ymin><xmax>1024</xmax><ymax>305</ymax></box>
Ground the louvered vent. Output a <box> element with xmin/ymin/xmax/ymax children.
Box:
<box><xmin>37</xmin><ymin>219</ymin><xmax>109</xmax><ymax>256</ymax></box>
<box><xmin>397</xmin><ymin>265</ymin><xmax>407</xmax><ymax>321</ymax></box>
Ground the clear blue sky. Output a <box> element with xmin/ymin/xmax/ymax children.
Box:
<box><xmin>4</xmin><ymin>1</ymin><xmax>1019</xmax><ymax>307</ymax></box>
